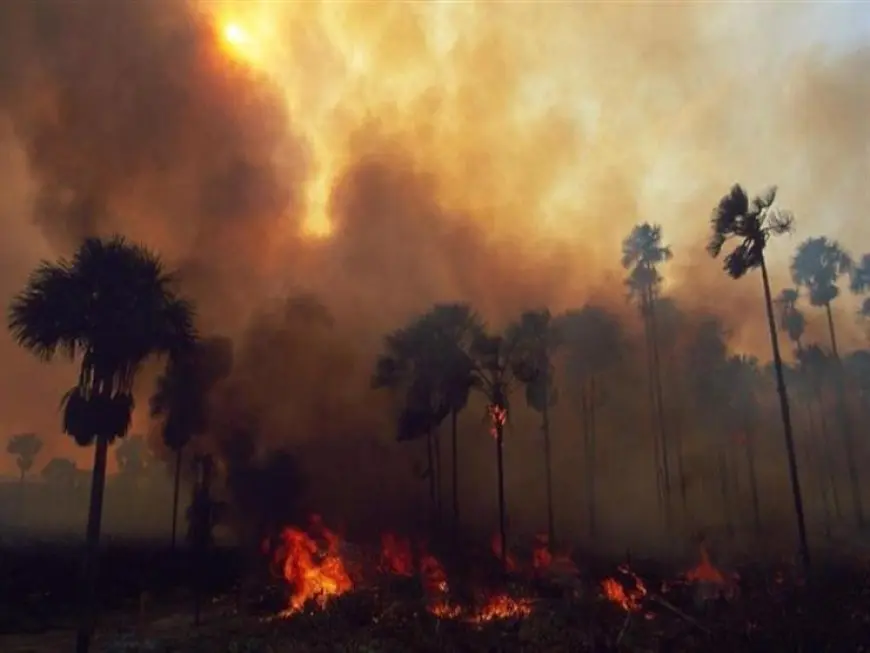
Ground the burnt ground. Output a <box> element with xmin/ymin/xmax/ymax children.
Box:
<box><xmin>1</xmin><ymin>540</ymin><xmax>870</xmax><ymax>653</ymax></box>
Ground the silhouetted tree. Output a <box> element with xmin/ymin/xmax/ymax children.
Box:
<box><xmin>374</xmin><ymin>321</ymin><xmax>451</xmax><ymax>522</ymax></box>
<box><xmin>685</xmin><ymin>317</ymin><xmax>735</xmax><ymax>532</ymax></box>
<box><xmin>791</xmin><ymin>236</ymin><xmax>862</xmax><ymax>527</ymax></box>
<box><xmin>151</xmin><ymin>336</ymin><xmax>234</xmax><ymax>550</ymax></box>
<box><xmin>706</xmin><ymin>183</ymin><xmax>809</xmax><ymax>571</ymax></box>
<box><xmin>6</xmin><ymin>432</ymin><xmax>43</xmax><ymax>482</ymax></box>
<box><xmin>508</xmin><ymin>308</ymin><xmax>560</xmax><ymax>547</ymax></box>
<box><xmin>413</xmin><ymin>304</ymin><xmax>480</xmax><ymax>534</ymax></box>
<box><xmin>622</xmin><ymin>223</ymin><xmax>672</xmax><ymax>517</ymax></box>
<box><xmin>851</xmin><ymin>254</ymin><xmax>870</xmax><ymax>337</ymax></box>
<box><xmin>796</xmin><ymin>344</ymin><xmax>842</xmax><ymax>522</ymax></box>
<box><xmin>41</xmin><ymin>457</ymin><xmax>79</xmax><ymax>489</ymax></box>
<box><xmin>470</xmin><ymin>328</ymin><xmax>519</xmax><ymax>569</ymax></box>
<box><xmin>725</xmin><ymin>355</ymin><xmax>764</xmax><ymax>536</ymax></box>
<box><xmin>7</xmin><ymin>236</ymin><xmax>196</xmax><ymax>653</ymax></box>
<box><xmin>775</xmin><ymin>288</ymin><xmax>807</xmax><ymax>353</ymax></box>
<box><xmin>557</xmin><ymin>305</ymin><xmax>622</xmax><ymax>540</ymax></box>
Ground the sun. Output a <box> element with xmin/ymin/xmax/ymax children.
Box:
<box><xmin>218</xmin><ymin>21</ymin><xmax>258</xmax><ymax>62</ymax></box>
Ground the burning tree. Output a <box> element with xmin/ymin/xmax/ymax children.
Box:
<box><xmin>7</xmin><ymin>236</ymin><xmax>196</xmax><ymax>653</ymax></box>
<box><xmin>469</xmin><ymin>328</ymin><xmax>519</xmax><ymax>570</ymax></box>
<box><xmin>706</xmin><ymin>184</ymin><xmax>809</xmax><ymax>572</ymax></box>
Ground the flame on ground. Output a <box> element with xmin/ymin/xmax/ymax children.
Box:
<box><xmin>601</xmin><ymin>564</ymin><xmax>647</xmax><ymax>612</ymax></box>
<box><xmin>271</xmin><ymin>515</ymin><xmax>353</xmax><ymax>614</ymax></box>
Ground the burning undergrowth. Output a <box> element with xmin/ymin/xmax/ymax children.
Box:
<box><xmin>258</xmin><ymin>514</ymin><xmax>746</xmax><ymax>631</ymax></box>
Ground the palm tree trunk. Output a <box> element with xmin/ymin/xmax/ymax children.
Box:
<box><xmin>425</xmin><ymin>430</ymin><xmax>436</xmax><ymax>521</ymax></box>
<box><xmin>717</xmin><ymin>448</ymin><xmax>733</xmax><ymax>533</ymax></box>
<box><xmin>647</xmin><ymin>289</ymin><xmax>671</xmax><ymax>512</ymax></box>
<box><xmin>586</xmin><ymin>377</ymin><xmax>598</xmax><ymax>540</ymax></box>
<box><xmin>642</xmin><ymin>298</ymin><xmax>665</xmax><ymax>513</ymax></box>
<box><xmin>825</xmin><ymin>302</ymin><xmax>864</xmax><ymax>527</ymax></box>
<box><xmin>451</xmin><ymin>409</ymin><xmax>459</xmax><ymax>534</ymax></box>
<box><xmin>542</xmin><ymin>402</ymin><xmax>555</xmax><ymax>549</ymax></box>
<box><xmin>816</xmin><ymin>398</ymin><xmax>842</xmax><ymax>518</ymax></box>
<box><xmin>171</xmin><ymin>447</ymin><xmax>183</xmax><ymax>552</ymax></box>
<box><xmin>76</xmin><ymin>434</ymin><xmax>110</xmax><ymax>653</ymax></box>
<box><xmin>761</xmin><ymin>255</ymin><xmax>810</xmax><ymax>571</ymax></box>
<box><xmin>743</xmin><ymin>422</ymin><xmax>762</xmax><ymax>537</ymax></box>
<box><xmin>495</xmin><ymin>421</ymin><xmax>507</xmax><ymax>570</ymax></box>
<box><xmin>433</xmin><ymin>429</ymin><xmax>442</xmax><ymax>522</ymax></box>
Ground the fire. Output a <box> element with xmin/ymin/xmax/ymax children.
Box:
<box><xmin>472</xmin><ymin>594</ymin><xmax>534</xmax><ymax>622</ymax></box>
<box><xmin>271</xmin><ymin>516</ymin><xmax>353</xmax><ymax>614</ymax></box>
<box><xmin>601</xmin><ymin>564</ymin><xmax>647</xmax><ymax>612</ymax></box>
<box><xmin>379</xmin><ymin>532</ymin><xmax>414</xmax><ymax>576</ymax></box>
<box><xmin>488</xmin><ymin>404</ymin><xmax>508</xmax><ymax>439</ymax></box>
<box><xmin>684</xmin><ymin>544</ymin><xmax>739</xmax><ymax>600</ymax></box>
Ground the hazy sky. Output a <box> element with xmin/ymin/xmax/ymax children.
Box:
<box><xmin>1</xmin><ymin>0</ymin><xmax>869</xmax><ymax>475</ymax></box>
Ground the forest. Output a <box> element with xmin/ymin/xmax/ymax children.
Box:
<box><xmin>3</xmin><ymin>183</ymin><xmax>870</xmax><ymax>653</ymax></box>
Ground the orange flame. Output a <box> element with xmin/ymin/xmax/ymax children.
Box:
<box><xmin>272</xmin><ymin>516</ymin><xmax>353</xmax><ymax>614</ymax></box>
<box><xmin>601</xmin><ymin>564</ymin><xmax>647</xmax><ymax>612</ymax></box>
<box><xmin>379</xmin><ymin>532</ymin><xmax>414</xmax><ymax>576</ymax></box>
<box><xmin>488</xmin><ymin>404</ymin><xmax>507</xmax><ymax>439</ymax></box>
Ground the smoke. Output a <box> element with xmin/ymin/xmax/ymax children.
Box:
<box><xmin>0</xmin><ymin>1</ymin><xmax>868</xmax><ymax>554</ymax></box>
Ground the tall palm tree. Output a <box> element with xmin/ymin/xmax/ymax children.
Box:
<box><xmin>508</xmin><ymin>308</ymin><xmax>561</xmax><ymax>547</ymax></box>
<box><xmin>8</xmin><ymin>236</ymin><xmax>196</xmax><ymax>653</ymax></box>
<box><xmin>150</xmin><ymin>336</ymin><xmax>234</xmax><ymax>551</ymax></box>
<box><xmin>621</xmin><ymin>223</ymin><xmax>672</xmax><ymax>516</ymax></box>
<box><xmin>706</xmin><ymin>183</ymin><xmax>809</xmax><ymax>571</ymax></box>
<box><xmin>6</xmin><ymin>433</ymin><xmax>43</xmax><ymax>483</ymax></box>
<box><xmin>557</xmin><ymin>305</ymin><xmax>622</xmax><ymax>540</ymax></box>
<box><xmin>374</xmin><ymin>320</ymin><xmax>451</xmax><ymax>522</ymax></box>
<box><xmin>791</xmin><ymin>237</ymin><xmax>862</xmax><ymax>526</ymax></box>
<box><xmin>469</xmin><ymin>328</ymin><xmax>518</xmax><ymax>569</ymax></box>
<box><xmin>412</xmin><ymin>304</ymin><xmax>480</xmax><ymax>534</ymax></box>
<box><xmin>791</xmin><ymin>237</ymin><xmax>853</xmax><ymax>357</ymax></box>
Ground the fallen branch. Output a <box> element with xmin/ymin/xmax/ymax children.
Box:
<box><xmin>648</xmin><ymin>593</ymin><xmax>712</xmax><ymax>636</ymax></box>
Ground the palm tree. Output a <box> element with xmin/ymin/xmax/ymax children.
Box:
<box><xmin>791</xmin><ymin>238</ymin><xmax>853</xmax><ymax>358</ymax></box>
<box><xmin>851</xmin><ymin>254</ymin><xmax>870</xmax><ymax>337</ymax></box>
<box><xmin>775</xmin><ymin>288</ymin><xmax>807</xmax><ymax>353</ymax></box>
<box><xmin>557</xmin><ymin>305</ymin><xmax>622</xmax><ymax>540</ymax></box>
<box><xmin>7</xmin><ymin>236</ymin><xmax>196</xmax><ymax>653</ymax></box>
<box><xmin>508</xmin><ymin>308</ymin><xmax>561</xmax><ymax>547</ymax></box>
<box><xmin>374</xmin><ymin>321</ymin><xmax>451</xmax><ymax>522</ymax></box>
<box><xmin>621</xmin><ymin>223</ymin><xmax>672</xmax><ymax>516</ymax></box>
<box><xmin>151</xmin><ymin>336</ymin><xmax>234</xmax><ymax>550</ymax></box>
<box><xmin>791</xmin><ymin>237</ymin><xmax>862</xmax><ymax>527</ymax></box>
<box><xmin>706</xmin><ymin>183</ymin><xmax>809</xmax><ymax>571</ymax></box>
<box><xmin>416</xmin><ymin>304</ymin><xmax>483</xmax><ymax>534</ymax></box>
<box><xmin>469</xmin><ymin>328</ymin><xmax>519</xmax><ymax>569</ymax></box>
<box><xmin>6</xmin><ymin>433</ymin><xmax>43</xmax><ymax>483</ymax></box>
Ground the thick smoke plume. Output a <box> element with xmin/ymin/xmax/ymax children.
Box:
<box><xmin>0</xmin><ymin>1</ymin><xmax>868</xmax><ymax>554</ymax></box>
